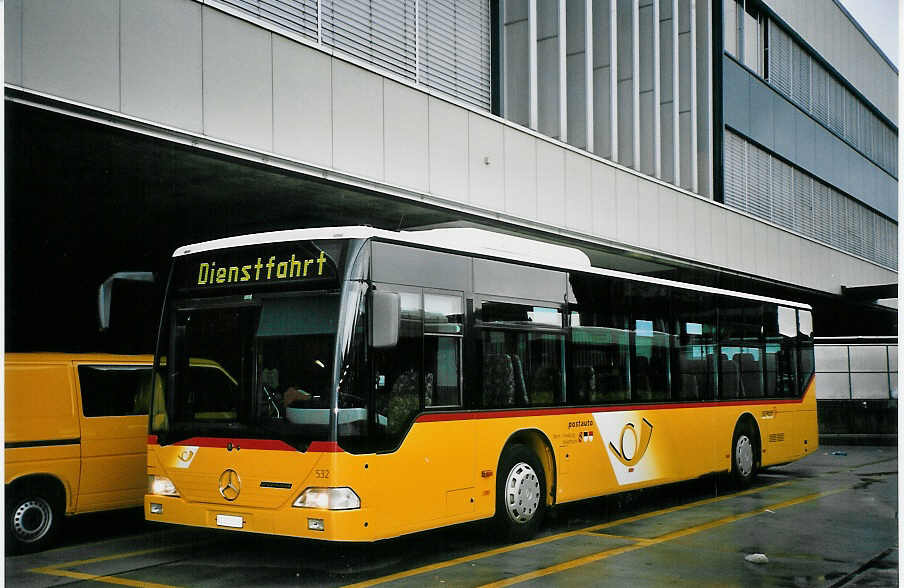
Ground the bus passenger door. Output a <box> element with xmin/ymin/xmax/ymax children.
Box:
<box><xmin>74</xmin><ymin>364</ymin><xmax>150</xmax><ymax>512</ymax></box>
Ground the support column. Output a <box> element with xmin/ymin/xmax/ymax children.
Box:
<box><xmin>529</xmin><ymin>0</ymin><xmax>538</xmax><ymax>130</ymax></box>
<box><xmin>672</xmin><ymin>0</ymin><xmax>680</xmax><ymax>186</ymax></box>
<box><xmin>610</xmin><ymin>0</ymin><xmax>618</xmax><ymax>160</ymax></box>
<box><xmin>632</xmin><ymin>0</ymin><xmax>640</xmax><ymax>169</ymax></box>
<box><xmin>653</xmin><ymin>0</ymin><xmax>661</xmax><ymax>178</ymax></box>
<box><xmin>585</xmin><ymin>0</ymin><xmax>594</xmax><ymax>152</ymax></box>
<box><xmin>558</xmin><ymin>0</ymin><xmax>567</xmax><ymax>141</ymax></box>
<box><xmin>690</xmin><ymin>0</ymin><xmax>698</xmax><ymax>193</ymax></box>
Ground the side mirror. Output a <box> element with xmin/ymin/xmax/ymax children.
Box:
<box><xmin>371</xmin><ymin>291</ymin><xmax>400</xmax><ymax>349</ymax></box>
<box><xmin>98</xmin><ymin>272</ymin><xmax>156</xmax><ymax>331</ymax></box>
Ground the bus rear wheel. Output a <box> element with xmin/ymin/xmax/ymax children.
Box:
<box><xmin>731</xmin><ymin>422</ymin><xmax>758</xmax><ymax>488</ymax></box>
<box><xmin>494</xmin><ymin>444</ymin><xmax>546</xmax><ymax>542</ymax></box>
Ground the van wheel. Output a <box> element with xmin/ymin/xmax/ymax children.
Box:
<box><xmin>731</xmin><ymin>422</ymin><xmax>758</xmax><ymax>488</ymax></box>
<box><xmin>495</xmin><ymin>444</ymin><xmax>546</xmax><ymax>542</ymax></box>
<box><xmin>6</xmin><ymin>485</ymin><xmax>62</xmax><ymax>554</ymax></box>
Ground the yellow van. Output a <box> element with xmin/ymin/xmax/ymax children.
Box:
<box><xmin>5</xmin><ymin>353</ymin><xmax>154</xmax><ymax>553</ymax></box>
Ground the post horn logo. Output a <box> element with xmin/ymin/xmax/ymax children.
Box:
<box><xmin>608</xmin><ymin>418</ymin><xmax>654</xmax><ymax>467</ymax></box>
<box><xmin>218</xmin><ymin>469</ymin><xmax>241</xmax><ymax>501</ymax></box>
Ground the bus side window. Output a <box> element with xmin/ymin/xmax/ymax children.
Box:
<box><xmin>373</xmin><ymin>287</ymin><xmax>422</xmax><ymax>449</ymax></box>
<box><xmin>567</xmin><ymin>274</ymin><xmax>630</xmax><ymax>405</ymax></box>
<box><xmin>797</xmin><ymin>309</ymin><xmax>814</xmax><ymax>395</ymax></box>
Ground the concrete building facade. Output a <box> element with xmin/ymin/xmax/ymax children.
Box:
<box><xmin>4</xmin><ymin>0</ymin><xmax>897</xmax><ymax>357</ymax></box>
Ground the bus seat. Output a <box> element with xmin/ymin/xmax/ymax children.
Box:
<box><xmin>720</xmin><ymin>354</ymin><xmax>741</xmax><ymax>398</ymax></box>
<box><xmin>572</xmin><ymin>366</ymin><xmax>596</xmax><ymax>403</ymax></box>
<box><xmin>529</xmin><ymin>364</ymin><xmax>558</xmax><ymax>406</ymax></box>
<box><xmin>634</xmin><ymin>357</ymin><xmax>652</xmax><ymax>400</ymax></box>
<box><xmin>737</xmin><ymin>353</ymin><xmax>760</xmax><ymax>397</ymax></box>
<box><xmin>483</xmin><ymin>354</ymin><xmax>515</xmax><ymax>407</ymax></box>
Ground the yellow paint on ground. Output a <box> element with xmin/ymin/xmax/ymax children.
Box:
<box><xmin>481</xmin><ymin>486</ymin><xmax>849</xmax><ymax>587</ymax></box>
<box><xmin>342</xmin><ymin>480</ymin><xmax>793</xmax><ymax>588</ymax></box>
<box><xmin>30</xmin><ymin>566</ymin><xmax>180</xmax><ymax>588</ymax></box>
<box><xmin>29</xmin><ymin>543</ymin><xmax>193</xmax><ymax>587</ymax></box>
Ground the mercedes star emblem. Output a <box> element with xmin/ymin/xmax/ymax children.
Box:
<box><xmin>218</xmin><ymin>469</ymin><xmax>241</xmax><ymax>501</ymax></box>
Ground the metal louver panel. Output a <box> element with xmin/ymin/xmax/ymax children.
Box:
<box><xmin>827</xmin><ymin>76</ymin><xmax>844</xmax><ymax>136</ymax></box>
<box><xmin>792</xmin><ymin>169</ymin><xmax>813</xmax><ymax>236</ymax></box>
<box><xmin>770</xmin><ymin>158</ymin><xmax>793</xmax><ymax>228</ymax></box>
<box><xmin>723</xmin><ymin>131</ymin><xmax>748</xmax><ymax>211</ymax></box>
<box><xmin>828</xmin><ymin>187</ymin><xmax>845</xmax><ymax>250</ymax></box>
<box><xmin>843</xmin><ymin>90</ymin><xmax>858</xmax><ymax>144</ymax></box>
<box><xmin>322</xmin><ymin>0</ymin><xmax>418</xmax><ymax>80</ymax></box>
<box><xmin>811</xmin><ymin>63</ymin><xmax>828</xmax><ymax>127</ymax></box>
<box><xmin>220</xmin><ymin>0</ymin><xmax>319</xmax><ymax>40</ymax></box>
<box><xmin>419</xmin><ymin>0</ymin><xmax>492</xmax><ymax>109</ymax></box>
<box><xmin>768</xmin><ymin>20</ymin><xmax>791</xmax><ymax>97</ymax></box>
<box><xmin>812</xmin><ymin>180</ymin><xmax>831</xmax><ymax>244</ymax></box>
<box><xmin>748</xmin><ymin>143</ymin><xmax>773</xmax><ymax>221</ymax></box>
<box><xmin>791</xmin><ymin>43</ymin><xmax>810</xmax><ymax>112</ymax></box>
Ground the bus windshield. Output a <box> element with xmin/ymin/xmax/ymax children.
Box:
<box><xmin>152</xmin><ymin>292</ymin><xmax>340</xmax><ymax>449</ymax></box>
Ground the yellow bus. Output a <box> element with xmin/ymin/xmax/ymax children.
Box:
<box><xmin>145</xmin><ymin>227</ymin><xmax>817</xmax><ymax>542</ymax></box>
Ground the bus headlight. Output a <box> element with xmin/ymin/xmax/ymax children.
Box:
<box><xmin>293</xmin><ymin>487</ymin><xmax>360</xmax><ymax>510</ymax></box>
<box><xmin>148</xmin><ymin>475</ymin><xmax>180</xmax><ymax>497</ymax></box>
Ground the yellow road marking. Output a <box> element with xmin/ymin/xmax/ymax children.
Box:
<box><xmin>30</xmin><ymin>566</ymin><xmax>180</xmax><ymax>588</ymax></box>
<box><xmin>342</xmin><ymin>480</ymin><xmax>793</xmax><ymax>588</ymax></box>
<box><xmin>481</xmin><ymin>486</ymin><xmax>849</xmax><ymax>587</ymax></box>
<box><xmin>29</xmin><ymin>542</ymin><xmax>195</xmax><ymax>587</ymax></box>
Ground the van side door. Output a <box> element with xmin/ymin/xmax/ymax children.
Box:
<box><xmin>74</xmin><ymin>363</ymin><xmax>151</xmax><ymax>513</ymax></box>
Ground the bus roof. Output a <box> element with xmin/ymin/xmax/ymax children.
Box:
<box><xmin>173</xmin><ymin>226</ymin><xmax>811</xmax><ymax>310</ymax></box>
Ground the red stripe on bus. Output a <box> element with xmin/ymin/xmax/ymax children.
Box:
<box><xmin>415</xmin><ymin>397</ymin><xmax>806</xmax><ymax>423</ymax></box>
<box><xmin>148</xmin><ymin>435</ymin><xmax>158</xmax><ymax>445</ymax></box>
<box><xmin>308</xmin><ymin>441</ymin><xmax>345</xmax><ymax>452</ymax></box>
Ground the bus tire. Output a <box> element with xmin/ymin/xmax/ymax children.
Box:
<box><xmin>6</xmin><ymin>480</ymin><xmax>63</xmax><ymax>554</ymax></box>
<box><xmin>730</xmin><ymin>422</ymin><xmax>758</xmax><ymax>488</ymax></box>
<box><xmin>494</xmin><ymin>444</ymin><xmax>546</xmax><ymax>542</ymax></box>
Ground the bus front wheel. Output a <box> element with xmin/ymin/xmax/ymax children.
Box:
<box><xmin>494</xmin><ymin>444</ymin><xmax>546</xmax><ymax>542</ymax></box>
<box><xmin>730</xmin><ymin>422</ymin><xmax>758</xmax><ymax>488</ymax></box>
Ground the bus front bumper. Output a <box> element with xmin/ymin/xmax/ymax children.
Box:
<box><xmin>144</xmin><ymin>495</ymin><xmax>375</xmax><ymax>541</ymax></box>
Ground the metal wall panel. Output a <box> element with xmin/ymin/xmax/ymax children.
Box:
<box><xmin>121</xmin><ymin>0</ymin><xmax>203</xmax><ymax>131</ymax></box>
<box><xmin>273</xmin><ymin>36</ymin><xmax>333</xmax><ymax>166</ymax></box>
<box><xmin>384</xmin><ymin>79</ymin><xmax>429</xmax><ymax>191</ymax></box>
<box><xmin>536</xmin><ymin>141</ymin><xmax>567</xmax><ymax>226</ymax></box>
<box><xmin>504</xmin><ymin>127</ymin><xmax>538</xmax><ymax>219</ymax></box>
<box><xmin>332</xmin><ymin>59</ymin><xmax>384</xmax><ymax>179</ymax></box>
<box><xmin>468</xmin><ymin>112</ymin><xmax>505</xmax><ymax>210</ymax></box>
<box><xmin>591</xmin><ymin>163</ymin><xmax>618</xmax><ymax>238</ymax></box>
<box><xmin>202</xmin><ymin>7</ymin><xmax>273</xmax><ymax>151</ymax></box>
<box><xmin>5</xmin><ymin>0</ymin><xmax>22</xmax><ymax>86</ymax></box>
<box><xmin>615</xmin><ymin>169</ymin><xmax>640</xmax><ymax>245</ymax></box>
<box><xmin>428</xmin><ymin>97</ymin><xmax>469</xmax><ymax>201</ymax></box>
<box><xmin>23</xmin><ymin>0</ymin><xmax>120</xmax><ymax>111</ymax></box>
<box><xmin>564</xmin><ymin>151</ymin><xmax>593</xmax><ymax>232</ymax></box>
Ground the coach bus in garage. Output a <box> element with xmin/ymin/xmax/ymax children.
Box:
<box><xmin>145</xmin><ymin>226</ymin><xmax>817</xmax><ymax>542</ymax></box>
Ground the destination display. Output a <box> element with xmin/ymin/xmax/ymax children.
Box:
<box><xmin>173</xmin><ymin>240</ymin><xmax>344</xmax><ymax>293</ymax></box>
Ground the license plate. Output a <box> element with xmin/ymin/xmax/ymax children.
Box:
<box><xmin>216</xmin><ymin>514</ymin><xmax>243</xmax><ymax>528</ymax></box>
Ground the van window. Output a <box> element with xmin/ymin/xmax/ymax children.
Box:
<box><xmin>78</xmin><ymin>365</ymin><xmax>152</xmax><ymax>417</ymax></box>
